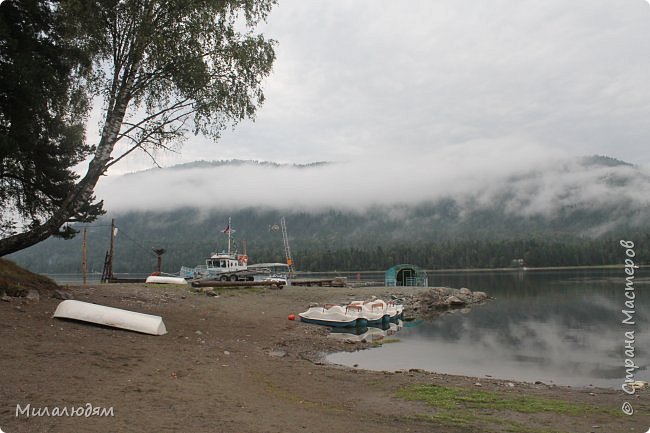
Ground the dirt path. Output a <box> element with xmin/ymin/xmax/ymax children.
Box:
<box><xmin>1</xmin><ymin>284</ymin><xmax>648</xmax><ymax>432</ymax></box>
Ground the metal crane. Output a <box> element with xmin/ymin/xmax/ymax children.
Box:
<box><xmin>280</xmin><ymin>216</ymin><xmax>295</xmax><ymax>274</ymax></box>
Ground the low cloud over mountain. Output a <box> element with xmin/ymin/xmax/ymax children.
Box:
<box><xmin>97</xmin><ymin>149</ymin><xmax>650</xmax><ymax>235</ymax></box>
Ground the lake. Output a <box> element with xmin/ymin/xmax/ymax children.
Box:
<box><xmin>327</xmin><ymin>268</ymin><xmax>649</xmax><ymax>388</ymax></box>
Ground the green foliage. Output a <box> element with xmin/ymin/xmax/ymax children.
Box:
<box><xmin>0</xmin><ymin>0</ymin><xmax>98</xmax><ymax>237</ymax></box>
<box><xmin>60</xmin><ymin>0</ymin><xmax>276</xmax><ymax>153</ymax></box>
<box><xmin>0</xmin><ymin>0</ymin><xmax>277</xmax><ymax>256</ymax></box>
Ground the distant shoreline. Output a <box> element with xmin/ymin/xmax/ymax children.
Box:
<box><xmin>428</xmin><ymin>264</ymin><xmax>626</xmax><ymax>273</ymax></box>
<box><xmin>296</xmin><ymin>264</ymin><xmax>628</xmax><ymax>276</ymax></box>
<box><xmin>44</xmin><ymin>264</ymin><xmax>631</xmax><ymax>284</ymax></box>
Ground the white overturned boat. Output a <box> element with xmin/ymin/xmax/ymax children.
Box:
<box><xmin>145</xmin><ymin>274</ymin><xmax>188</xmax><ymax>285</ymax></box>
<box><xmin>53</xmin><ymin>300</ymin><xmax>167</xmax><ymax>335</ymax></box>
<box><xmin>299</xmin><ymin>299</ymin><xmax>403</xmax><ymax>328</ymax></box>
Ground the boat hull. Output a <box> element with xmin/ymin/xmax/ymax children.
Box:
<box><xmin>299</xmin><ymin>316</ymin><xmax>368</xmax><ymax>328</ymax></box>
<box><xmin>363</xmin><ymin>314</ymin><xmax>390</xmax><ymax>326</ymax></box>
<box><xmin>53</xmin><ymin>300</ymin><xmax>167</xmax><ymax>335</ymax></box>
<box><xmin>298</xmin><ymin>300</ymin><xmax>403</xmax><ymax>329</ymax></box>
<box><xmin>146</xmin><ymin>275</ymin><xmax>188</xmax><ymax>285</ymax></box>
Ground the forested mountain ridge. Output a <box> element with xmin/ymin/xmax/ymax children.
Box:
<box><xmin>122</xmin><ymin>159</ymin><xmax>331</xmax><ymax>175</ymax></box>
<box><xmin>9</xmin><ymin>156</ymin><xmax>650</xmax><ymax>274</ymax></box>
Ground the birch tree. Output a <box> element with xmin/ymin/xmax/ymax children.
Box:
<box><xmin>0</xmin><ymin>0</ymin><xmax>276</xmax><ymax>256</ymax></box>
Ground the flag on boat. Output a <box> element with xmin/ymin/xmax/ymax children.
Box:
<box><xmin>222</xmin><ymin>224</ymin><xmax>235</xmax><ymax>234</ymax></box>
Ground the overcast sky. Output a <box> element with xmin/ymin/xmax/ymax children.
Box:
<box><xmin>100</xmin><ymin>0</ymin><xmax>650</xmax><ymax>175</ymax></box>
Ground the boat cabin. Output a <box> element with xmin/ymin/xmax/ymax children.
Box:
<box><xmin>205</xmin><ymin>253</ymin><xmax>248</xmax><ymax>272</ymax></box>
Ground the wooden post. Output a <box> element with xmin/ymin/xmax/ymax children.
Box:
<box><xmin>82</xmin><ymin>227</ymin><xmax>87</xmax><ymax>285</ymax></box>
<box><xmin>108</xmin><ymin>218</ymin><xmax>116</xmax><ymax>280</ymax></box>
<box><xmin>152</xmin><ymin>248</ymin><xmax>166</xmax><ymax>274</ymax></box>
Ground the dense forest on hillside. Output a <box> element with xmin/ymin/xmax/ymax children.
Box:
<box><xmin>8</xmin><ymin>205</ymin><xmax>649</xmax><ymax>274</ymax></box>
<box><xmin>8</xmin><ymin>155</ymin><xmax>650</xmax><ymax>274</ymax></box>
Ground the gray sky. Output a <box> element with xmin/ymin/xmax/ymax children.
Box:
<box><xmin>102</xmin><ymin>0</ymin><xmax>650</xmax><ymax>174</ymax></box>
<box><xmin>95</xmin><ymin>0</ymin><xmax>650</xmax><ymax>221</ymax></box>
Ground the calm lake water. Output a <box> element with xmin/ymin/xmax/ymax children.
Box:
<box><xmin>327</xmin><ymin>269</ymin><xmax>649</xmax><ymax>388</ymax></box>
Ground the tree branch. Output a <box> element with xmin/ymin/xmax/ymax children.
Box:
<box><xmin>106</xmin><ymin>107</ymin><xmax>192</xmax><ymax>169</ymax></box>
<box><xmin>115</xmin><ymin>98</ymin><xmax>193</xmax><ymax>140</ymax></box>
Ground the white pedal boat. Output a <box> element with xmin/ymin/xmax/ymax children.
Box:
<box><xmin>298</xmin><ymin>304</ymin><xmax>369</xmax><ymax>328</ymax></box>
<box><xmin>298</xmin><ymin>299</ymin><xmax>403</xmax><ymax>328</ymax></box>
<box><xmin>348</xmin><ymin>299</ymin><xmax>404</xmax><ymax>324</ymax></box>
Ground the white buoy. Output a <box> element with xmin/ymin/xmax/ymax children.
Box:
<box><xmin>53</xmin><ymin>300</ymin><xmax>167</xmax><ymax>335</ymax></box>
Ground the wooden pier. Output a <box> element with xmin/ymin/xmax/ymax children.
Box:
<box><xmin>190</xmin><ymin>280</ymin><xmax>284</xmax><ymax>289</ymax></box>
<box><xmin>289</xmin><ymin>277</ymin><xmax>347</xmax><ymax>287</ymax></box>
<box><xmin>107</xmin><ymin>277</ymin><xmax>147</xmax><ymax>283</ymax></box>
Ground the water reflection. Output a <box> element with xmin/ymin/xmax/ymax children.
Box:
<box><xmin>327</xmin><ymin>269</ymin><xmax>649</xmax><ymax>388</ymax></box>
<box><xmin>328</xmin><ymin>320</ymin><xmax>404</xmax><ymax>343</ymax></box>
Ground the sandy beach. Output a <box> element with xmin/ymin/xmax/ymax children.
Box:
<box><xmin>1</xmin><ymin>283</ymin><xmax>647</xmax><ymax>433</ymax></box>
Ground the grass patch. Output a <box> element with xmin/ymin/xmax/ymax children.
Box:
<box><xmin>395</xmin><ymin>384</ymin><xmax>620</xmax><ymax>433</ymax></box>
<box><xmin>396</xmin><ymin>384</ymin><xmax>607</xmax><ymax>415</ymax></box>
<box><xmin>0</xmin><ymin>258</ymin><xmax>58</xmax><ymax>293</ymax></box>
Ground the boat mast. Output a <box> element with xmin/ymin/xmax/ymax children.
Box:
<box><xmin>226</xmin><ymin>216</ymin><xmax>232</xmax><ymax>254</ymax></box>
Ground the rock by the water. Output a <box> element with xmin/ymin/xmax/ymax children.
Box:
<box><xmin>268</xmin><ymin>349</ymin><xmax>287</xmax><ymax>358</ymax></box>
<box><xmin>52</xmin><ymin>289</ymin><xmax>74</xmax><ymax>300</ymax></box>
<box><xmin>459</xmin><ymin>287</ymin><xmax>472</xmax><ymax>296</ymax></box>
<box><xmin>434</xmin><ymin>287</ymin><xmax>452</xmax><ymax>296</ymax></box>
<box><xmin>473</xmin><ymin>291</ymin><xmax>488</xmax><ymax>301</ymax></box>
<box><xmin>25</xmin><ymin>289</ymin><xmax>40</xmax><ymax>302</ymax></box>
<box><xmin>402</xmin><ymin>286</ymin><xmax>489</xmax><ymax>317</ymax></box>
<box><xmin>445</xmin><ymin>295</ymin><xmax>466</xmax><ymax>306</ymax></box>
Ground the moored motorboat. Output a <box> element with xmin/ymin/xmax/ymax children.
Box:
<box><xmin>180</xmin><ymin>219</ymin><xmax>291</xmax><ymax>283</ymax></box>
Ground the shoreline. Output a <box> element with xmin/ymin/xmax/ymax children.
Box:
<box><xmin>42</xmin><ymin>263</ymin><xmax>631</xmax><ymax>282</ymax></box>
<box><xmin>294</xmin><ymin>263</ymin><xmax>629</xmax><ymax>276</ymax></box>
<box><xmin>1</xmin><ymin>283</ymin><xmax>646</xmax><ymax>432</ymax></box>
